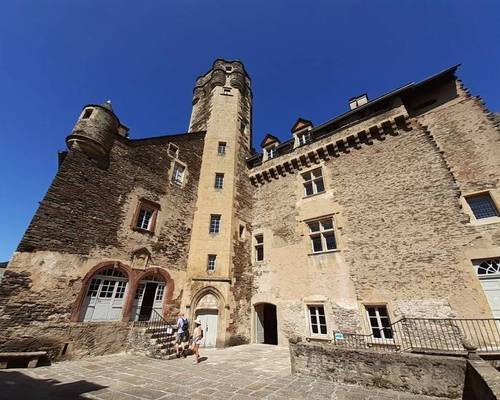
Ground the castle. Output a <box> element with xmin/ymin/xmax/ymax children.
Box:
<box><xmin>1</xmin><ymin>59</ymin><xmax>499</xmax><ymax>359</ymax></box>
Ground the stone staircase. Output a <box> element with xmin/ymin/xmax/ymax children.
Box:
<box><xmin>127</xmin><ymin>311</ymin><xmax>179</xmax><ymax>359</ymax></box>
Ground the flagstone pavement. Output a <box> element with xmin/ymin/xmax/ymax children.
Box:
<box><xmin>0</xmin><ymin>344</ymin><xmax>449</xmax><ymax>399</ymax></box>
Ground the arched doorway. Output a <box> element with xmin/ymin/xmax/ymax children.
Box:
<box><xmin>194</xmin><ymin>293</ymin><xmax>219</xmax><ymax>348</ymax></box>
<box><xmin>255</xmin><ymin>303</ymin><xmax>278</xmax><ymax>345</ymax></box>
<box><xmin>131</xmin><ymin>275</ymin><xmax>166</xmax><ymax>321</ymax></box>
<box><xmin>80</xmin><ymin>267</ymin><xmax>129</xmax><ymax>322</ymax></box>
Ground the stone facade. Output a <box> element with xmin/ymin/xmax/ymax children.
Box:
<box><xmin>0</xmin><ymin>60</ymin><xmax>499</xmax><ymax>359</ymax></box>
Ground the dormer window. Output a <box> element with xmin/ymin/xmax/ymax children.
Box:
<box><xmin>266</xmin><ymin>147</ymin><xmax>275</xmax><ymax>159</ymax></box>
<box><xmin>261</xmin><ymin>134</ymin><xmax>280</xmax><ymax>162</ymax></box>
<box><xmin>298</xmin><ymin>132</ymin><xmax>311</xmax><ymax>146</ymax></box>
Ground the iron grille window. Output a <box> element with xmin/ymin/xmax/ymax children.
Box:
<box><xmin>308</xmin><ymin>305</ymin><xmax>327</xmax><ymax>335</ymax></box>
<box><xmin>215</xmin><ymin>173</ymin><xmax>224</xmax><ymax>189</ymax></box>
<box><xmin>474</xmin><ymin>259</ymin><xmax>500</xmax><ymax>275</ymax></box>
<box><xmin>209</xmin><ymin>215</ymin><xmax>221</xmax><ymax>233</ymax></box>
<box><xmin>218</xmin><ymin>142</ymin><xmax>226</xmax><ymax>155</ymax></box>
<box><xmin>172</xmin><ymin>163</ymin><xmax>185</xmax><ymax>186</ymax></box>
<box><xmin>302</xmin><ymin>168</ymin><xmax>325</xmax><ymax>196</ymax></box>
<box><xmin>255</xmin><ymin>234</ymin><xmax>264</xmax><ymax>262</ymax></box>
<box><xmin>137</xmin><ymin>208</ymin><xmax>154</xmax><ymax>230</ymax></box>
<box><xmin>366</xmin><ymin>306</ymin><xmax>393</xmax><ymax>339</ymax></box>
<box><xmin>207</xmin><ymin>255</ymin><xmax>217</xmax><ymax>272</ymax></box>
<box><xmin>308</xmin><ymin>218</ymin><xmax>337</xmax><ymax>253</ymax></box>
<box><xmin>466</xmin><ymin>194</ymin><xmax>499</xmax><ymax>220</ymax></box>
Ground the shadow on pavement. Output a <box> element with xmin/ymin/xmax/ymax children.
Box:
<box><xmin>0</xmin><ymin>371</ymin><xmax>106</xmax><ymax>400</ymax></box>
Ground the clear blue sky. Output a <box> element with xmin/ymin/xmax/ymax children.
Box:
<box><xmin>0</xmin><ymin>1</ymin><xmax>499</xmax><ymax>261</ymax></box>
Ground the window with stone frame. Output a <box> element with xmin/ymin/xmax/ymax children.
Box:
<box><xmin>207</xmin><ymin>255</ymin><xmax>217</xmax><ymax>272</ymax></box>
<box><xmin>465</xmin><ymin>193</ymin><xmax>499</xmax><ymax>220</ymax></box>
<box><xmin>214</xmin><ymin>173</ymin><xmax>224</xmax><ymax>189</ymax></box>
<box><xmin>218</xmin><ymin>142</ymin><xmax>227</xmax><ymax>155</ymax></box>
<box><xmin>209</xmin><ymin>214</ymin><xmax>221</xmax><ymax>234</ymax></box>
<box><xmin>307</xmin><ymin>217</ymin><xmax>337</xmax><ymax>253</ymax></box>
<box><xmin>168</xmin><ymin>143</ymin><xmax>179</xmax><ymax>158</ymax></box>
<box><xmin>308</xmin><ymin>305</ymin><xmax>327</xmax><ymax>336</ymax></box>
<box><xmin>133</xmin><ymin>200</ymin><xmax>160</xmax><ymax>233</ymax></box>
<box><xmin>254</xmin><ymin>234</ymin><xmax>264</xmax><ymax>262</ymax></box>
<box><xmin>172</xmin><ymin>162</ymin><xmax>185</xmax><ymax>186</ymax></box>
<box><xmin>365</xmin><ymin>305</ymin><xmax>393</xmax><ymax>339</ymax></box>
<box><xmin>302</xmin><ymin>168</ymin><xmax>325</xmax><ymax>197</ymax></box>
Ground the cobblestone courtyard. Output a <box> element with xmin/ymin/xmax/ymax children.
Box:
<box><xmin>0</xmin><ymin>345</ymin><xmax>449</xmax><ymax>399</ymax></box>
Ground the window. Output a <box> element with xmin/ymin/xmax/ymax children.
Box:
<box><xmin>155</xmin><ymin>285</ymin><xmax>165</xmax><ymax>301</ymax></box>
<box><xmin>302</xmin><ymin>168</ymin><xmax>325</xmax><ymax>196</ymax></box>
<box><xmin>209</xmin><ymin>214</ymin><xmax>221</xmax><ymax>233</ymax></box>
<box><xmin>225</xmin><ymin>66</ymin><xmax>232</xmax><ymax>72</ymax></box>
<box><xmin>308</xmin><ymin>218</ymin><xmax>337</xmax><ymax>253</ymax></box>
<box><xmin>474</xmin><ymin>259</ymin><xmax>500</xmax><ymax>276</ymax></box>
<box><xmin>266</xmin><ymin>147</ymin><xmax>274</xmax><ymax>159</ymax></box>
<box><xmin>308</xmin><ymin>305</ymin><xmax>327</xmax><ymax>335</ymax></box>
<box><xmin>168</xmin><ymin>143</ymin><xmax>179</xmax><ymax>158</ymax></box>
<box><xmin>214</xmin><ymin>173</ymin><xmax>224</xmax><ymax>189</ymax></box>
<box><xmin>366</xmin><ymin>306</ymin><xmax>393</xmax><ymax>339</ymax></box>
<box><xmin>218</xmin><ymin>142</ymin><xmax>226</xmax><ymax>155</ymax></box>
<box><xmin>172</xmin><ymin>163</ymin><xmax>185</xmax><ymax>186</ymax></box>
<box><xmin>254</xmin><ymin>234</ymin><xmax>264</xmax><ymax>262</ymax></box>
<box><xmin>207</xmin><ymin>255</ymin><xmax>217</xmax><ymax>272</ymax></box>
<box><xmin>133</xmin><ymin>201</ymin><xmax>159</xmax><ymax>233</ymax></box>
<box><xmin>115</xmin><ymin>281</ymin><xmax>127</xmax><ymax>299</ymax></box>
<box><xmin>466</xmin><ymin>193</ymin><xmax>499</xmax><ymax>220</ymax></box>
<box><xmin>82</xmin><ymin>109</ymin><xmax>93</xmax><ymax>119</ymax></box>
<box><xmin>298</xmin><ymin>132</ymin><xmax>311</xmax><ymax>146</ymax></box>
<box><xmin>239</xmin><ymin>224</ymin><xmax>245</xmax><ymax>239</ymax></box>
<box><xmin>223</xmin><ymin>87</ymin><xmax>232</xmax><ymax>95</ymax></box>
<box><xmin>136</xmin><ymin>208</ymin><xmax>154</xmax><ymax>230</ymax></box>
<box><xmin>86</xmin><ymin>279</ymin><xmax>100</xmax><ymax>297</ymax></box>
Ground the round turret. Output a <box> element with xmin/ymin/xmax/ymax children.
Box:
<box><xmin>66</xmin><ymin>101</ymin><xmax>120</xmax><ymax>158</ymax></box>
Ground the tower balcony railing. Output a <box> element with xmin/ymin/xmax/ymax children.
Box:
<box><xmin>333</xmin><ymin>317</ymin><xmax>500</xmax><ymax>355</ymax></box>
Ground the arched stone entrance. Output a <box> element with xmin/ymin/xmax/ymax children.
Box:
<box><xmin>131</xmin><ymin>275</ymin><xmax>166</xmax><ymax>321</ymax></box>
<box><xmin>192</xmin><ymin>291</ymin><xmax>222</xmax><ymax>348</ymax></box>
<box><xmin>254</xmin><ymin>303</ymin><xmax>278</xmax><ymax>345</ymax></box>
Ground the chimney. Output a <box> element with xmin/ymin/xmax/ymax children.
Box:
<box><xmin>349</xmin><ymin>94</ymin><xmax>368</xmax><ymax>110</ymax></box>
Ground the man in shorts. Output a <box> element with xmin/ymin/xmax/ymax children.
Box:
<box><xmin>175</xmin><ymin>313</ymin><xmax>188</xmax><ymax>358</ymax></box>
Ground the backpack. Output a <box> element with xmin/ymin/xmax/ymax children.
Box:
<box><xmin>181</xmin><ymin>317</ymin><xmax>189</xmax><ymax>331</ymax></box>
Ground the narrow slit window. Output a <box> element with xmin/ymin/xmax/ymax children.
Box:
<box><xmin>82</xmin><ymin>109</ymin><xmax>93</xmax><ymax>119</ymax></box>
<box><xmin>255</xmin><ymin>234</ymin><xmax>264</xmax><ymax>262</ymax></box>
<box><xmin>207</xmin><ymin>255</ymin><xmax>217</xmax><ymax>272</ymax></box>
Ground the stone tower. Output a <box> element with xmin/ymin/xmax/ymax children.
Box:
<box><xmin>183</xmin><ymin>59</ymin><xmax>253</xmax><ymax>346</ymax></box>
<box><xmin>66</xmin><ymin>101</ymin><xmax>128</xmax><ymax>159</ymax></box>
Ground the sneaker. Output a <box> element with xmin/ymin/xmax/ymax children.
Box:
<box><xmin>182</xmin><ymin>351</ymin><xmax>187</xmax><ymax>358</ymax></box>
<box><xmin>193</xmin><ymin>361</ymin><xmax>199</xmax><ymax>365</ymax></box>
<box><xmin>176</xmin><ymin>353</ymin><xmax>180</xmax><ymax>358</ymax></box>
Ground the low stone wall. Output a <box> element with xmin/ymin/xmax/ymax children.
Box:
<box><xmin>0</xmin><ymin>322</ymin><xmax>133</xmax><ymax>361</ymax></box>
<box><xmin>463</xmin><ymin>358</ymin><xmax>500</xmax><ymax>400</ymax></box>
<box><xmin>289</xmin><ymin>341</ymin><xmax>466</xmax><ymax>398</ymax></box>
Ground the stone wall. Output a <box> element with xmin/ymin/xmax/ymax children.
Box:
<box><xmin>290</xmin><ymin>341</ymin><xmax>466</xmax><ymax>398</ymax></box>
<box><xmin>463</xmin><ymin>358</ymin><xmax>500</xmax><ymax>400</ymax></box>
<box><xmin>0</xmin><ymin>132</ymin><xmax>205</xmax><ymax>357</ymax></box>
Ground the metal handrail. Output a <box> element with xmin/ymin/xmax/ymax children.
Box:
<box><xmin>133</xmin><ymin>308</ymin><xmax>177</xmax><ymax>356</ymax></box>
<box><xmin>333</xmin><ymin>317</ymin><xmax>500</xmax><ymax>354</ymax></box>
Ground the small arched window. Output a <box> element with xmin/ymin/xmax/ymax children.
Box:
<box><xmin>475</xmin><ymin>259</ymin><xmax>500</xmax><ymax>275</ymax></box>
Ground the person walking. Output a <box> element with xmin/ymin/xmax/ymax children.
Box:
<box><xmin>175</xmin><ymin>313</ymin><xmax>189</xmax><ymax>358</ymax></box>
<box><xmin>191</xmin><ymin>318</ymin><xmax>204</xmax><ymax>364</ymax></box>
